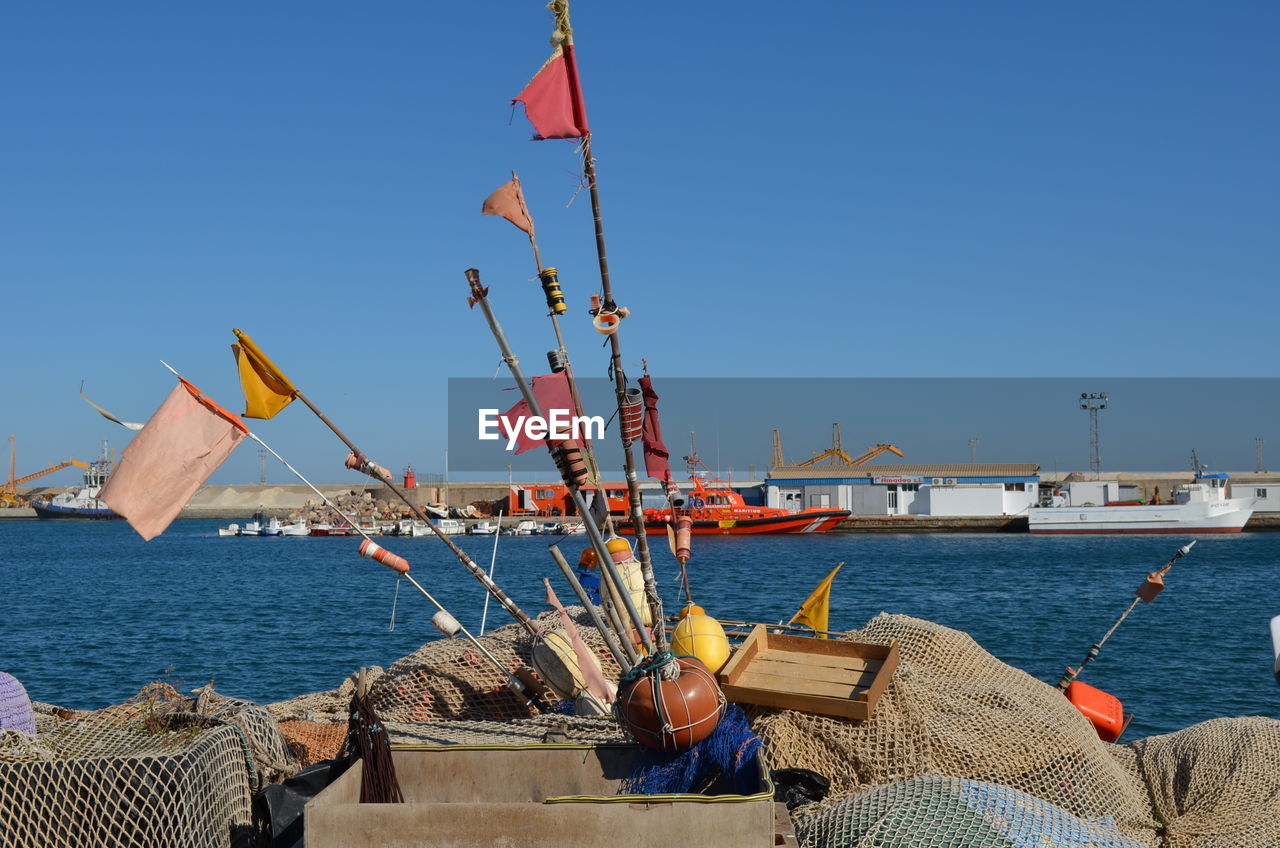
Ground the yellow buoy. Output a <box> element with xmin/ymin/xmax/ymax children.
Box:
<box><xmin>532</xmin><ymin>630</ymin><xmax>594</xmax><ymax>700</ymax></box>
<box><xmin>678</xmin><ymin>604</ymin><xmax>706</xmax><ymax>619</ymax></box>
<box><xmin>670</xmin><ymin>613</ymin><xmax>731</xmax><ymax>674</ymax></box>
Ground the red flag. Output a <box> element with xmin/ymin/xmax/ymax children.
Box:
<box><xmin>499</xmin><ymin>372</ymin><xmax>576</xmax><ymax>455</ymax></box>
<box><xmin>638</xmin><ymin>375</ymin><xmax>671</xmax><ymax>483</ymax></box>
<box><xmin>512</xmin><ymin>45</ymin><xmax>590</xmax><ymax>140</ymax></box>
<box><xmin>481</xmin><ymin>179</ymin><xmax>534</xmax><ymax>234</ymax></box>
<box><xmin>100</xmin><ymin>379</ymin><xmax>249</xmax><ymax>541</ymax></box>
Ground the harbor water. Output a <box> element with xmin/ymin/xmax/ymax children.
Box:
<box><xmin>2</xmin><ymin>520</ymin><xmax>1276</xmax><ymax>739</ymax></box>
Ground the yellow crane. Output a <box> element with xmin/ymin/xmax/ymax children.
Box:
<box><xmin>1</xmin><ymin>442</ymin><xmax>90</xmax><ymax>508</ymax></box>
<box><xmin>794</xmin><ymin>424</ymin><xmax>906</xmax><ymax>467</ymax></box>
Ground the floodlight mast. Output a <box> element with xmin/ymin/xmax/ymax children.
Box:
<box><xmin>1080</xmin><ymin>392</ymin><xmax>1108</xmax><ymax>480</ymax></box>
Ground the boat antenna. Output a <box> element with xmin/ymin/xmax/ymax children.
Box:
<box><xmin>1057</xmin><ymin>541</ymin><xmax>1197</xmax><ymax>690</ymax></box>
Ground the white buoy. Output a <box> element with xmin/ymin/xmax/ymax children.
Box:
<box><xmin>432</xmin><ymin>610</ymin><xmax>462</xmax><ymax>637</ymax></box>
<box><xmin>1270</xmin><ymin>615</ymin><xmax>1280</xmax><ymax>685</ymax></box>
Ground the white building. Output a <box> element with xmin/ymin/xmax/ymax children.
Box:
<box><xmin>1239</xmin><ymin>482</ymin><xmax>1280</xmax><ymax>512</ymax></box>
<box><xmin>765</xmin><ymin>463</ymin><xmax>1041</xmax><ymax>517</ymax></box>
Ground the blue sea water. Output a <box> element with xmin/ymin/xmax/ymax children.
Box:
<box><xmin>1</xmin><ymin>520</ymin><xmax>1277</xmax><ymax>739</ymax></box>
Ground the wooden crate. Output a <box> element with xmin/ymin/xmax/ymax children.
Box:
<box><xmin>717</xmin><ymin>625</ymin><xmax>899</xmax><ymax>720</ymax></box>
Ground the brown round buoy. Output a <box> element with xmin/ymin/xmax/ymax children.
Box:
<box><xmin>617</xmin><ymin>656</ymin><xmax>724</xmax><ymax>752</ymax></box>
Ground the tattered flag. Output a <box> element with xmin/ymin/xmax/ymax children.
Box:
<box><xmin>638</xmin><ymin>375</ymin><xmax>671</xmax><ymax>484</ymax></box>
<box><xmin>99</xmin><ymin>379</ymin><xmax>248</xmax><ymax>541</ymax></box>
<box><xmin>512</xmin><ymin>46</ymin><xmax>590</xmax><ymax>141</ymax></box>
<box><xmin>481</xmin><ymin>179</ymin><xmax>534</xmax><ymax>234</ymax></box>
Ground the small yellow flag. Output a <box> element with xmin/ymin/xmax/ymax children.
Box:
<box><xmin>789</xmin><ymin>562</ymin><xmax>844</xmax><ymax>638</ymax></box>
<box><xmin>231</xmin><ymin>329</ymin><xmax>297</xmax><ymax>420</ymax></box>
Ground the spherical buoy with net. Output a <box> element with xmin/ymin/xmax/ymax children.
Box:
<box><xmin>617</xmin><ymin>656</ymin><xmax>724</xmax><ymax>752</ymax></box>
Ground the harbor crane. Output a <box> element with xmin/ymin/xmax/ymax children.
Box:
<box><xmin>790</xmin><ymin>424</ymin><xmax>907</xmax><ymax>468</ymax></box>
<box><xmin>1</xmin><ymin>437</ymin><xmax>89</xmax><ymax>508</ymax></box>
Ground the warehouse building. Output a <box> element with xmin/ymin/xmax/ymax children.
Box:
<box><xmin>765</xmin><ymin>463</ymin><xmax>1041</xmax><ymax>517</ymax></box>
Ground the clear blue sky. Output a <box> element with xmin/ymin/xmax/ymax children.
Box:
<box><xmin>3</xmin><ymin>1</ymin><xmax>1277</xmax><ymax>485</ymax></box>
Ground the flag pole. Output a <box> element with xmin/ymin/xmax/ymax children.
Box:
<box><xmin>465</xmin><ymin>268</ymin><xmax>655</xmax><ymax>656</ymax></box>
<box><xmin>508</xmin><ymin>170</ymin><xmax>606</xmax><ymax>497</ymax></box>
<box><xmin>159</xmin><ymin>359</ymin><xmax>539</xmax><ymax>704</ymax></box>
<box><xmin>556</xmin><ymin>2</ymin><xmax>666</xmax><ymax>649</ymax></box>
<box><xmin>231</xmin><ymin>330</ymin><xmax>544</xmax><ymax>639</ymax></box>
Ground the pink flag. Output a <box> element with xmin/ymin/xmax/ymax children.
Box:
<box><xmin>638</xmin><ymin>375</ymin><xmax>671</xmax><ymax>483</ymax></box>
<box><xmin>481</xmin><ymin>179</ymin><xmax>534</xmax><ymax>234</ymax></box>
<box><xmin>100</xmin><ymin>379</ymin><xmax>249</xmax><ymax>541</ymax></box>
<box><xmin>512</xmin><ymin>46</ymin><xmax>590</xmax><ymax>140</ymax></box>
<box><xmin>498</xmin><ymin>372</ymin><xmax>575</xmax><ymax>455</ymax></box>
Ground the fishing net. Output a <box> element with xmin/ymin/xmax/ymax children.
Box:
<box><xmin>794</xmin><ymin>775</ymin><xmax>1148</xmax><ymax>848</ymax></box>
<box><xmin>371</xmin><ymin>607</ymin><xmax>625</xmax><ymax>722</ymax></box>
<box><xmin>1129</xmin><ymin>715</ymin><xmax>1280</xmax><ymax>848</ymax></box>
<box><xmin>277</xmin><ymin>720</ymin><xmax>348</xmax><ymax>768</ymax></box>
<box><xmin>752</xmin><ymin>614</ymin><xmax>1163</xmax><ymax>847</ymax></box>
<box><xmin>0</xmin><ymin>682</ymin><xmax>284</xmax><ymax>848</ymax></box>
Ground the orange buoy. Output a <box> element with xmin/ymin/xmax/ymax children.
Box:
<box><xmin>617</xmin><ymin>657</ymin><xmax>724</xmax><ymax>752</ymax></box>
<box><xmin>358</xmin><ymin>539</ymin><xmax>410</xmax><ymax>574</ymax></box>
<box><xmin>1066</xmin><ymin>680</ymin><xmax>1125</xmax><ymax>742</ymax></box>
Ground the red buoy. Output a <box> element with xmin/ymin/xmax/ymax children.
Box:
<box><xmin>1066</xmin><ymin>680</ymin><xmax>1125</xmax><ymax>742</ymax></box>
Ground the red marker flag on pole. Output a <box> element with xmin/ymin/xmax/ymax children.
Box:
<box><xmin>512</xmin><ymin>45</ymin><xmax>590</xmax><ymax>140</ymax></box>
<box><xmin>638</xmin><ymin>375</ymin><xmax>671</xmax><ymax>484</ymax></box>
<box><xmin>498</xmin><ymin>372</ymin><xmax>575</xmax><ymax>455</ymax></box>
<box><xmin>100</xmin><ymin>379</ymin><xmax>249</xmax><ymax>541</ymax></box>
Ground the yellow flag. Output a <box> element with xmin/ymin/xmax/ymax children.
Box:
<box><xmin>789</xmin><ymin>562</ymin><xmax>843</xmax><ymax>638</ymax></box>
<box><xmin>231</xmin><ymin>329</ymin><xmax>297</xmax><ymax>420</ymax></box>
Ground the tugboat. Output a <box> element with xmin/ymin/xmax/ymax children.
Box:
<box><xmin>31</xmin><ymin>454</ymin><xmax>120</xmax><ymax>521</ymax></box>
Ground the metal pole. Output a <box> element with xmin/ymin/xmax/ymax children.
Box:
<box><xmin>465</xmin><ymin>268</ymin><xmax>655</xmax><ymax>655</ymax></box>
<box><xmin>549</xmin><ymin>544</ymin><xmax>633</xmax><ymax>670</ymax></box>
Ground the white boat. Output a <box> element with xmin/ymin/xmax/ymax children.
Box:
<box><xmin>261</xmin><ymin>517</ymin><xmax>284</xmax><ymax>537</ymax></box>
<box><xmin>280</xmin><ymin>520</ymin><xmax>309</xmax><ymax>536</ymax></box>
<box><xmin>218</xmin><ymin>523</ymin><xmax>240</xmax><ymax>537</ymax></box>
<box><xmin>433</xmin><ymin>518</ymin><xmax>466</xmax><ymax>536</ymax></box>
<box><xmin>503</xmin><ymin>519</ymin><xmax>539</xmax><ymax>536</ymax></box>
<box><xmin>240</xmin><ymin>515</ymin><xmax>265</xmax><ymax>536</ymax></box>
<box><xmin>1029</xmin><ymin>473</ymin><xmax>1255</xmax><ymax>534</ymax></box>
<box><xmin>561</xmin><ymin>521</ymin><xmax>587</xmax><ymax>535</ymax></box>
<box><xmin>469</xmin><ymin>520</ymin><xmax>499</xmax><ymax>535</ymax></box>
<box><xmin>405</xmin><ymin>520</ymin><xmax>427</xmax><ymax>537</ymax></box>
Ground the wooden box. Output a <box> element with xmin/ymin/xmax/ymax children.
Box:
<box><xmin>304</xmin><ymin>743</ymin><xmax>777</xmax><ymax>848</ymax></box>
<box><xmin>717</xmin><ymin>625</ymin><xmax>899</xmax><ymax>720</ymax></box>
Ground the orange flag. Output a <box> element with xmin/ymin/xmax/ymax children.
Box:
<box><xmin>100</xmin><ymin>379</ymin><xmax>249</xmax><ymax>541</ymax></box>
<box><xmin>231</xmin><ymin>329</ymin><xmax>297</xmax><ymax>420</ymax></box>
<box><xmin>481</xmin><ymin>179</ymin><xmax>534</xmax><ymax>234</ymax></box>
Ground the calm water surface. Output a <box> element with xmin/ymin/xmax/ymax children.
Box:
<box><xmin>2</xmin><ymin>520</ymin><xmax>1277</xmax><ymax>738</ymax></box>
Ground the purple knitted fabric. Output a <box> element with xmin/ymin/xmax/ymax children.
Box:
<box><xmin>0</xmin><ymin>672</ymin><xmax>36</xmax><ymax>735</ymax></box>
